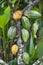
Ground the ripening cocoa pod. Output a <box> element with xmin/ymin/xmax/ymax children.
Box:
<box><xmin>13</xmin><ymin>10</ymin><xmax>22</xmax><ymax>20</ymax></box>
<box><xmin>11</xmin><ymin>44</ymin><xmax>18</xmax><ymax>55</ymax></box>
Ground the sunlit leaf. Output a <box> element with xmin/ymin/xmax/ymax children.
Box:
<box><xmin>0</xmin><ymin>6</ymin><xmax>11</xmax><ymax>29</ymax></box>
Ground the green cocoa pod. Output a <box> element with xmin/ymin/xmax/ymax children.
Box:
<box><xmin>21</xmin><ymin>28</ymin><xmax>29</xmax><ymax>43</ymax></box>
<box><xmin>21</xmin><ymin>16</ymin><xmax>30</xmax><ymax>30</ymax></box>
<box><xmin>24</xmin><ymin>10</ymin><xmax>41</xmax><ymax>18</ymax></box>
<box><xmin>7</xmin><ymin>26</ymin><xmax>16</xmax><ymax>39</ymax></box>
<box><xmin>23</xmin><ymin>52</ymin><xmax>30</xmax><ymax>64</ymax></box>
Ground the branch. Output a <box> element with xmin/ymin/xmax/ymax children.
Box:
<box><xmin>22</xmin><ymin>0</ymin><xmax>40</xmax><ymax>13</ymax></box>
<box><xmin>33</xmin><ymin>57</ymin><xmax>43</xmax><ymax>65</ymax></box>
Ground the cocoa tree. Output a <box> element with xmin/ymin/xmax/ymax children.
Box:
<box><xmin>0</xmin><ymin>0</ymin><xmax>43</xmax><ymax>65</ymax></box>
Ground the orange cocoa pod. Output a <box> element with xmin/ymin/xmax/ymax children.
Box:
<box><xmin>13</xmin><ymin>10</ymin><xmax>22</xmax><ymax>20</ymax></box>
<box><xmin>11</xmin><ymin>44</ymin><xmax>18</xmax><ymax>55</ymax></box>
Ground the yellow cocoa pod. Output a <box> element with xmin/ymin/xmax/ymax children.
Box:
<box><xmin>11</xmin><ymin>44</ymin><xmax>18</xmax><ymax>55</ymax></box>
<box><xmin>13</xmin><ymin>10</ymin><xmax>22</xmax><ymax>20</ymax></box>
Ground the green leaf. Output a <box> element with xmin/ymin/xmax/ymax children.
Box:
<box><xmin>40</xmin><ymin>21</ymin><xmax>43</xmax><ymax>27</ymax></box>
<box><xmin>39</xmin><ymin>27</ymin><xmax>43</xmax><ymax>36</ymax></box>
<box><xmin>37</xmin><ymin>39</ymin><xmax>43</xmax><ymax>58</ymax></box>
<box><xmin>0</xmin><ymin>7</ymin><xmax>4</xmax><ymax>15</ymax></box>
<box><xmin>24</xmin><ymin>0</ymin><xmax>29</xmax><ymax>3</ymax></box>
<box><xmin>32</xmin><ymin>7</ymin><xmax>40</xmax><ymax>12</ymax></box>
<box><xmin>0</xmin><ymin>28</ymin><xmax>2</xmax><ymax>36</ymax></box>
<box><xmin>0</xmin><ymin>64</ymin><xmax>2</xmax><ymax>65</ymax></box>
<box><xmin>29</xmin><ymin>34</ymin><xmax>35</xmax><ymax>58</ymax></box>
<box><xmin>11</xmin><ymin>0</ymin><xmax>16</xmax><ymax>4</ymax></box>
<box><xmin>8</xmin><ymin>60</ymin><xmax>13</xmax><ymax>65</ymax></box>
<box><xmin>13</xmin><ymin>58</ymin><xmax>17</xmax><ymax>65</ymax></box>
<box><xmin>39</xmin><ymin>0</ymin><xmax>43</xmax><ymax>14</ymax></box>
<box><xmin>8</xmin><ymin>58</ymin><xmax>17</xmax><ymax>65</ymax></box>
<box><xmin>0</xmin><ymin>6</ymin><xmax>11</xmax><ymax>29</ymax></box>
